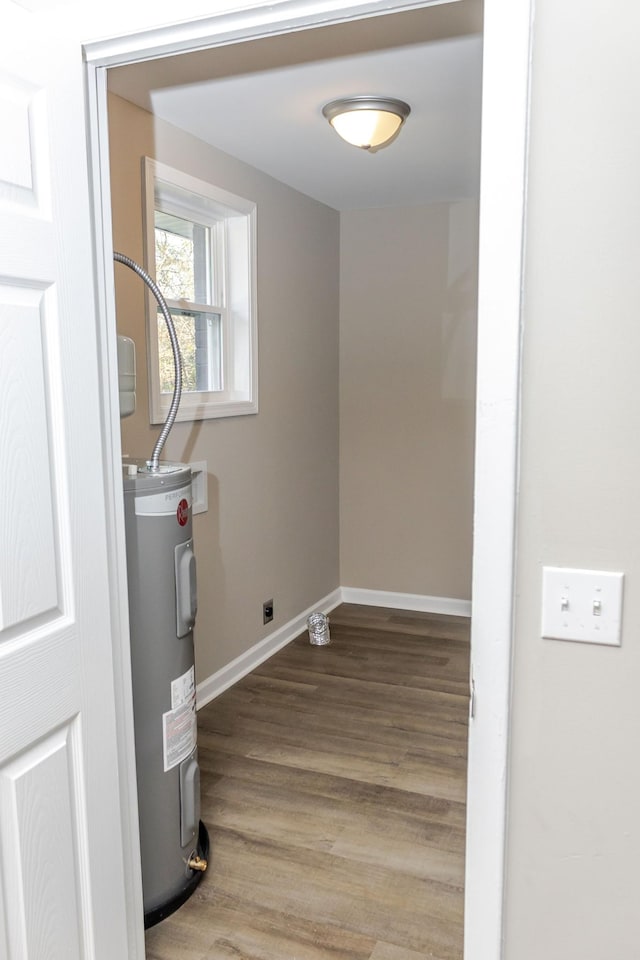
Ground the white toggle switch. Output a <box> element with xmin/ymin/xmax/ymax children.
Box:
<box><xmin>541</xmin><ymin>567</ymin><xmax>624</xmax><ymax>646</ymax></box>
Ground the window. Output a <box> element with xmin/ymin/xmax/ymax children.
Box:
<box><xmin>143</xmin><ymin>157</ymin><xmax>257</xmax><ymax>422</ymax></box>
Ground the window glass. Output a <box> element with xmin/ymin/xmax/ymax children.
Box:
<box><xmin>154</xmin><ymin>214</ymin><xmax>197</xmax><ymax>301</ymax></box>
<box><xmin>157</xmin><ymin>308</ymin><xmax>222</xmax><ymax>394</ymax></box>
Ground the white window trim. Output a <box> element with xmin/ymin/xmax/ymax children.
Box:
<box><xmin>142</xmin><ymin>156</ymin><xmax>258</xmax><ymax>422</ymax></box>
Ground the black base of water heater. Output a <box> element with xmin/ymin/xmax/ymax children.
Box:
<box><xmin>144</xmin><ymin>820</ymin><xmax>210</xmax><ymax>930</ymax></box>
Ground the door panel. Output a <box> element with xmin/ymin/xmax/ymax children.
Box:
<box><xmin>0</xmin><ymin>282</ymin><xmax>60</xmax><ymax>631</ymax></box>
<box><xmin>0</xmin><ymin>68</ymin><xmax>49</xmax><ymax>215</ymax></box>
<box><xmin>1</xmin><ymin>723</ymin><xmax>86</xmax><ymax>959</ymax></box>
<box><xmin>0</xmin><ymin>3</ymin><xmax>137</xmax><ymax>957</ymax></box>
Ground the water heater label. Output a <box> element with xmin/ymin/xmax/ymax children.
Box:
<box><xmin>135</xmin><ymin>484</ymin><xmax>192</xmax><ymax>517</ymax></box>
<box><xmin>162</xmin><ymin>666</ymin><xmax>197</xmax><ymax>772</ymax></box>
<box><xmin>171</xmin><ymin>665</ymin><xmax>194</xmax><ymax>709</ymax></box>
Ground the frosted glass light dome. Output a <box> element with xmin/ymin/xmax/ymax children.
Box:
<box><xmin>322</xmin><ymin>97</ymin><xmax>411</xmax><ymax>152</ymax></box>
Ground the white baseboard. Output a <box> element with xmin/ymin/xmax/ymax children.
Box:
<box><xmin>340</xmin><ymin>586</ymin><xmax>472</xmax><ymax>618</ymax></box>
<box><xmin>196</xmin><ymin>587</ymin><xmax>342</xmax><ymax>709</ymax></box>
<box><xmin>196</xmin><ymin>586</ymin><xmax>470</xmax><ymax>709</ymax></box>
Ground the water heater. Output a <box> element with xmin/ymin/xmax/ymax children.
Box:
<box><xmin>115</xmin><ymin>253</ymin><xmax>208</xmax><ymax>929</ymax></box>
<box><xmin>123</xmin><ymin>460</ymin><xmax>208</xmax><ymax>926</ymax></box>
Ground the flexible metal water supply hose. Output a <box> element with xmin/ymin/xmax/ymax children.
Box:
<box><xmin>114</xmin><ymin>251</ymin><xmax>183</xmax><ymax>471</ymax></box>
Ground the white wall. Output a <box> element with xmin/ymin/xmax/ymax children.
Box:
<box><xmin>504</xmin><ymin>2</ymin><xmax>640</xmax><ymax>956</ymax></box>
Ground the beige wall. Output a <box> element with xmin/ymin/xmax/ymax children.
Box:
<box><xmin>340</xmin><ymin>202</ymin><xmax>477</xmax><ymax>599</ymax></box>
<box><xmin>108</xmin><ymin>94</ymin><xmax>340</xmax><ymax>682</ymax></box>
<box><xmin>505</xmin><ymin>2</ymin><xmax>640</xmax><ymax>956</ymax></box>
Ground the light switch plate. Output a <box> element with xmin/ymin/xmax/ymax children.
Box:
<box><xmin>541</xmin><ymin>567</ymin><xmax>624</xmax><ymax>646</ymax></box>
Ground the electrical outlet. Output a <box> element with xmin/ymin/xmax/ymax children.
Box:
<box><xmin>188</xmin><ymin>460</ymin><xmax>208</xmax><ymax>515</ymax></box>
<box><xmin>263</xmin><ymin>599</ymin><xmax>274</xmax><ymax>625</ymax></box>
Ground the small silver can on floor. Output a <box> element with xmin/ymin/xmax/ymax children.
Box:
<box><xmin>307</xmin><ymin>612</ymin><xmax>331</xmax><ymax>646</ymax></box>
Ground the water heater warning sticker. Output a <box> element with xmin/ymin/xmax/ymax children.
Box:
<box><xmin>171</xmin><ymin>665</ymin><xmax>194</xmax><ymax>709</ymax></box>
<box><xmin>163</xmin><ymin>667</ymin><xmax>196</xmax><ymax>771</ymax></box>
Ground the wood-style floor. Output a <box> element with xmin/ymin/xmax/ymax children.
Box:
<box><xmin>145</xmin><ymin>603</ymin><xmax>470</xmax><ymax>960</ymax></box>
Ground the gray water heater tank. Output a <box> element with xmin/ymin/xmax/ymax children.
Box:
<box><xmin>123</xmin><ymin>459</ymin><xmax>208</xmax><ymax>927</ymax></box>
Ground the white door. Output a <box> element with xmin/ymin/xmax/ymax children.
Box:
<box><xmin>0</xmin><ymin>3</ymin><xmax>139</xmax><ymax>957</ymax></box>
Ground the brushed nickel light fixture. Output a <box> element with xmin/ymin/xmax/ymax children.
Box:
<box><xmin>322</xmin><ymin>96</ymin><xmax>411</xmax><ymax>152</ymax></box>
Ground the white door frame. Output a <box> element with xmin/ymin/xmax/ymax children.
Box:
<box><xmin>83</xmin><ymin>1</ymin><xmax>532</xmax><ymax>957</ymax></box>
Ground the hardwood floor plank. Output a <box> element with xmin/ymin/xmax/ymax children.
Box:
<box><xmin>201</xmin><ymin>697</ymin><xmax>467</xmax><ymax>759</ymax></box>
<box><xmin>370</xmin><ymin>942</ymin><xmax>449</xmax><ymax>960</ymax></box>
<box><xmin>150</xmin><ymin>888</ymin><xmax>377</xmax><ymax>960</ymax></box>
<box><xmin>199</xmin><ymin>751</ymin><xmax>467</xmax><ymax>830</ymax></box>
<box><xmin>252</xmin><ymin>666</ymin><xmax>469</xmax><ymax>720</ymax></box>
<box><xmin>198</xmin><ymin>828</ymin><xmax>463</xmax><ymax>958</ymax></box>
<box><xmin>330</xmin><ymin>604</ymin><xmax>470</xmax><ymax>643</ymax></box>
<box><xmin>330</xmin><ymin>829</ymin><xmax>465</xmax><ymax>888</ymax></box>
<box><xmin>265</xmin><ymin>634</ymin><xmax>467</xmax><ymax>675</ymax></box>
<box><xmin>203</xmin><ymin>772</ymin><xmax>465</xmax><ymax>871</ymax></box>
<box><xmin>202</xmin><ymin>776</ymin><xmax>346</xmax><ymax>853</ymax></box>
<box><xmin>259</xmin><ymin>641</ymin><xmax>470</xmax><ymax>698</ymax></box>
<box><xmin>144</xmin><ymin>906</ymin><xmax>214</xmax><ymax>960</ymax></box>
<box><xmin>145</xmin><ymin>604</ymin><xmax>469</xmax><ymax>960</ymax></box>
<box><xmin>211</xmin><ymin>682</ymin><xmax>469</xmax><ymax>746</ymax></box>
<box><xmin>201</xmin><ymin>718</ymin><xmax>408</xmax><ymax>767</ymax></box>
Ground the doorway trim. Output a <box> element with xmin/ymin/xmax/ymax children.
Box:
<box><xmin>83</xmin><ymin>1</ymin><xmax>532</xmax><ymax>956</ymax></box>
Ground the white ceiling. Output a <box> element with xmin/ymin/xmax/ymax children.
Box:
<box><xmin>108</xmin><ymin>1</ymin><xmax>483</xmax><ymax>211</ymax></box>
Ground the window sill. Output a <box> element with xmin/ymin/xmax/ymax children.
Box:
<box><xmin>150</xmin><ymin>396</ymin><xmax>258</xmax><ymax>424</ymax></box>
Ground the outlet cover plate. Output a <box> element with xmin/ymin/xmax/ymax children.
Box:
<box><xmin>541</xmin><ymin>566</ymin><xmax>624</xmax><ymax>646</ymax></box>
<box><xmin>189</xmin><ymin>460</ymin><xmax>208</xmax><ymax>515</ymax></box>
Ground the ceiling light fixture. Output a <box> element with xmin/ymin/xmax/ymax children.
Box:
<box><xmin>322</xmin><ymin>96</ymin><xmax>411</xmax><ymax>152</ymax></box>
